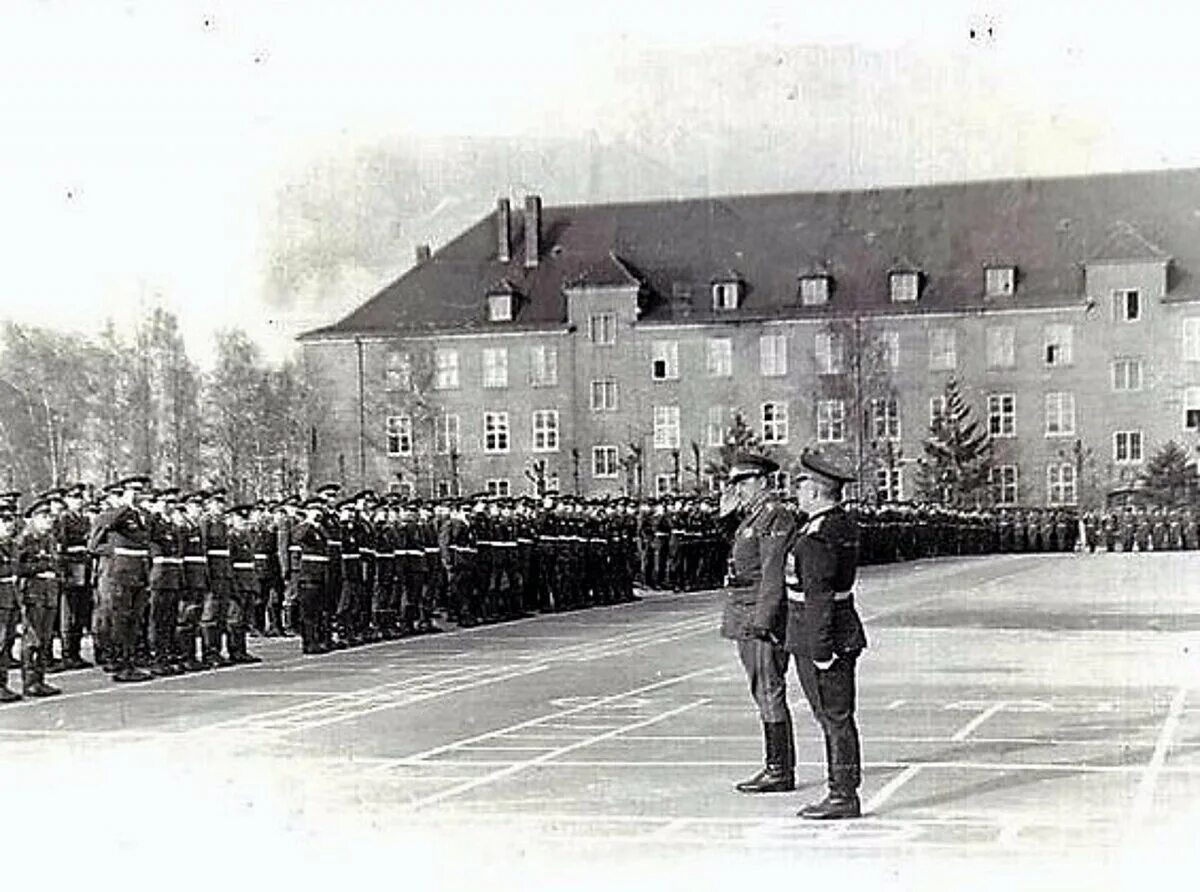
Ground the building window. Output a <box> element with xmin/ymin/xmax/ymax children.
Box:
<box><xmin>384</xmin><ymin>350</ymin><xmax>412</xmax><ymax>391</ymax></box>
<box><xmin>651</xmin><ymin>340</ymin><xmax>680</xmax><ymax>380</ymax></box>
<box><xmin>986</xmin><ymin>326</ymin><xmax>1016</xmax><ymax>369</ymax></box>
<box><xmin>532</xmin><ymin>410</ymin><xmax>559</xmax><ymax>453</ymax></box>
<box><xmin>880</xmin><ymin>330</ymin><xmax>900</xmax><ymax>370</ymax></box>
<box><xmin>530</xmin><ymin>345</ymin><xmax>558</xmax><ymax>387</ymax></box>
<box><xmin>1044</xmin><ymin>392</ymin><xmax>1076</xmax><ymax>437</ymax></box>
<box><xmin>712</xmin><ymin>281</ymin><xmax>740</xmax><ymax>310</ymax></box>
<box><xmin>483</xmin><ymin>411</ymin><xmax>510</xmax><ymax>453</ymax></box>
<box><xmin>816</xmin><ymin>399</ymin><xmax>845</xmax><ymax>443</ymax></box>
<box><xmin>799</xmin><ymin>275</ymin><xmax>830</xmax><ymax>306</ymax></box>
<box><xmin>385</xmin><ymin>415</ymin><xmax>413</xmax><ymax>456</ymax></box>
<box><xmin>434</xmin><ymin>348</ymin><xmax>459</xmax><ymax>390</ymax></box>
<box><xmin>876</xmin><ymin>467</ymin><xmax>903</xmax><ymax>502</ymax></box>
<box><xmin>985</xmin><ymin>266</ymin><xmax>1016</xmax><ymax>298</ymax></box>
<box><xmin>815</xmin><ymin>332</ymin><xmax>844</xmax><ymax>374</ymax></box>
<box><xmin>762</xmin><ymin>402</ymin><xmax>789</xmax><ymax>444</ymax></box>
<box><xmin>706</xmin><ymin>338</ymin><xmax>733</xmax><ymax>377</ymax></box>
<box><xmin>930</xmin><ymin>396</ymin><xmax>948</xmax><ymax>427</ymax></box>
<box><xmin>1184</xmin><ymin>319</ymin><xmax>1200</xmax><ymax>361</ymax></box>
<box><xmin>991</xmin><ymin>465</ymin><xmax>1019</xmax><ymax>505</ymax></box>
<box><xmin>487</xmin><ymin>293</ymin><xmax>513</xmax><ymax>322</ymax></box>
<box><xmin>590</xmin><ymin>379</ymin><xmax>617</xmax><ymax>411</ymax></box>
<box><xmin>653</xmin><ymin>405</ymin><xmax>681</xmax><ymax>449</ymax></box>
<box><xmin>1114</xmin><ymin>430</ymin><xmax>1144</xmax><ymax>464</ymax></box>
<box><xmin>589</xmin><ymin>313</ymin><xmax>616</xmax><ymax>345</ymax></box>
<box><xmin>434</xmin><ymin>413</ymin><xmax>460</xmax><ymax>455</ymax></box>
<box><xmin>1112</xmin><ymin>289</ymin><xmax>1141</xmax><ymax>322</ymax></box>
<box><xmin>1186</xmin><ymin>387</ymin><xmax>1200</xmax><ymax>430</ymax></box>
<box><xmin>987</xmin><ymin>393</ymin><xmax>1016</xmax><ymax>438</ymax></box>
<box><xmin>486</xmin><ymin>478</ymin><xmax>510</xmax><ymax>497</ymax></box>
<box><xmin>928</xmin><ymin>328</ymin><xmax>957</xmax><ymax>371</ymax></box>
<box><xmin>889</xmin><ymin>271</ymin><xmax>920</xmax><ymax>303</ymax></box>
<box><xmin>1044</xmin><ymin>324</ymin><xmax>1074</xmax><ymax>367</ymax></box>
<box><xmin>1046</xmin><ymin>464</ymin><xmax>1077</xmax><ymax>507</ymax></box>
<box><xmin>543</xmin><ymin>474</ymin><xmax>561</xmax><ymax>495</ymax></box>
<box><xmin>655</xmin><ymin>473</ymin><xmax>677</xmax><ymax>496</ymax></box>
<box><xmin>1112</xmin><ymin>358</ymin><xmax>1143</xmax><ymax>392</ymax></box>
<box><xmin>482</xmin><ymin>347</ymin><xmax>508</xmax><ymax>388</ymax></box>
<box><xmin>436</xmin><ymin>479</ymin><xmax>456</xmax><ymax>498</ymax></box>
<box><xmin>592</xmin><ymin>445</ymin><xmax>619</xmax><ymax>478</ymax></box>
<box><xmin>760</xmin><ymin>333</ymin><xmax>787</xmax><ymax>377</ymax></box>
<box><xmin>706</xmin><ymin>406</ymin><xmax>727</xmax><ymax>447</ymax></box>
<box><xmin>869</xmin><ymin>397</ymin><xmax>900</xmax><ymax>441</ymax></box>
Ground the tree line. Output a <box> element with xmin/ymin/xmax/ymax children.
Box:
<box><xmin>0</xmin><ymin>309</ymin><xmax>313</xmax><ymax>500</ymax></box>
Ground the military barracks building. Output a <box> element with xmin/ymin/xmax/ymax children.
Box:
<box><xmin>299</xmin><ymin>168</ymin><xmax>1200</xmax><ymax>507</ymax></box>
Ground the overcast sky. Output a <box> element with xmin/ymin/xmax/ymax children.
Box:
<box><xmin>2</xmin><ymin>0</ymin><xmax>1197</xmax><ymax>365</ymax></box>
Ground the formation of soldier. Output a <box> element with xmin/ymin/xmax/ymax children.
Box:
<box><xmin>1079</xmin><ymin>505</ymin><xmax>1200</xmax><ymax>552</ymax></box>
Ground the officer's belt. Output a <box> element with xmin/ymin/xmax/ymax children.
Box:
<box><xmin>254</xmin><ymin>553</ymin><xmax>268</xmax><ymax>560</ymax></box>
<box><xmin>152</xmin><ymin>557</ymin><xmax>184</xmax><ymax>565</ymax></box>
<box><xmin>423</xmin><ymin>547</ymin><xmax>439</xmax><ymax>553</ymax></box>
<box><xmin>343</xmin><ymin>553</ymin><xmax>361</xmax><ymax>560</ymax></box>
<box><xmin>0</xmin><ymin>575</ymin><xmax>14</xmax><ymax>584</ymax></box>
<box><xmin>34</xmin><ymin>571</ymin><xmax>56</xmax><ymax>580</ymax></box>
<box><xmin>233</xmin><ymin>561</ymin><xmax>255</xmax><ymax>570</ymax></box>
<box><xmin>301</xmin><ymin>554</ymin><xmax>329</xmax><ymax>563</ymax></box>
<box><xmin>113</xmin><ymin>547</ymin><xmax>148</xmax><ymax>558</ymax></box>
<box><xmin>65</xmin><ymin>545</ymin><xmax>87</xmax><ymax>554</ymax></box>
<box><xmin>183</xmin><ymin>556</ymin><xmax>207</xmax><ymax>564</ymax></box>
<box><xmin>206</xmin><ymin>549</ymin><xmax>231</xmax><ymax>557</ymax></box>
<box><xmin>786</xmin><ymin>590</ymin><xmax>854</xmax><ymax>604</ymax></box>
<box><xmin>327</xmin><ymin>540</ymin><xmax>343</xmax><ymax>548</ymax></box>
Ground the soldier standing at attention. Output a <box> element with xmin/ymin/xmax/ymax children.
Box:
<box><xmin>56</xmin><ymin>483</ymin><xmax>94</xmax><ymax>670</ymax></box>
<box><xmin>17</xmin><ymin>495</ymin><xmax>63</xmax><ymax>697</ymax></box>
<box><xmin>90</xmin><ymin>476</ymin><xmax>154</xmax><ymax>683</ymax></box>
<box><xmin>784</xmin><ymin>447</ymin><xmax>867</xmax><ymax>820</ymax></box>
<box><xmin>719</xmin><ymin>453</ymin><xmax>797</xmax><ymax>795</ymax></box>
<box><xmin>0</xmin><ymin>498</ymin><xmax>22</xmax><ymax>702</ymax></box>
<box><xmin>200</xmin><ymin>488</ymin><xmax>234</xmax><ymax>667</ymax></box>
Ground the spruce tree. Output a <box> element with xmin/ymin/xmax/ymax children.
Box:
<box><xmin>1138</xmin><ymin>440</ymin><xmax>1198</xmax><ymax>507</ymax></box>
<box><xmin>916</xmin><ymin>377</ymin><xmax>993</xmax><ymax>507</ymax></box>
<box><xmin>705</xmin><ymin>410</ymin><xmax>774</xmax><ymax>480</ymax></box>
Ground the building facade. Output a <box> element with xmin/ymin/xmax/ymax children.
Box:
<box><xmin>299</xmin><ymin>170</ymin><xmax>1200</xmax><ymax>507</ymax></box>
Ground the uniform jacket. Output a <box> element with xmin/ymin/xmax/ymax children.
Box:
<box><xmin>783</xmin><ymin>505</ymin><xmax>867</xmax><ymax>662</ymax></box>
<box><xmin>0</xmin><ymin>529</ymin><xmax>17</xmax><ymax>611</ymax></box>
<box><xmin>89</xmin><ymin>504</ymin><xmax>150</xmax><ymax>586</ymax></box>
<box><xmin>148</xmin><ymin>511</ymin><xmax>185</xmax><ymax>591</ymax></box>
<box><xmin>17</xmin><ymin>527</ymin><xmax>60</xmax><ymax>607</ymax></box>
<box><xmin>55</xmin><ymin>509</ymin><xmax>92</xmax><ymax>588</ymax></box>
<box><xmin>291</xmin><ymin>520</ymin><xmax>328</xmax><ymax>586</ymax></box>
<box><xmin>719</xmin><ymin>492</ymin><xmax>795</xmax><ymax>642</ymax></box>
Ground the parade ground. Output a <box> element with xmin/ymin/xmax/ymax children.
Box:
<box><xmin>2</xmin><ymin>552</ymin><xmax>1199</xmax><ymax>891</ymax></box>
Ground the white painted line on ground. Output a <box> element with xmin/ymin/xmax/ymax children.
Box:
<box><xmin>887</xmin><ymin>699</ymin><xmax>907</xmax><ymax>710</ymax></box>
<box><xmin>405</xmin><ymin>699</ymin><xmax>709</xmax><ymax>811</ymax></box>
<box><xmin>951</xmin><ymin>702</ymin><xmax>1007</xmax><ymax>741</ymax></box>
<box><xmin>1130</xmin><ymin>685</ymin><xmax>1189</xmax><ymax>826</ymax></box>
<box><xmin>863</xmin><ymin>765</ymin><xmax>923</xmax><ymax>814</ymax></box>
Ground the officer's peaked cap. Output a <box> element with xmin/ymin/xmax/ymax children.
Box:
<box><xmin>728</xmin><ymin>453</ymin><xmax>779</xmax><ymax>483</ymax></box>
<box><xmin>796</xmin><ymin>446</ymin><xmax>856</xmax><ymax>484</ymax></box>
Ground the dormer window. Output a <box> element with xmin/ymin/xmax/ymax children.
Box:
<box><xmin>799</xmin><ymin>275</ymin><xmax>831</xmax><ymax>306</ymax></box>
<box><xmin>985</xmin><ymin>266</ymin><xmax>1016</xmax><ymax>298</ymax></box>
<box><xmin>712</xmin><ymin>280</ymin><xmax>741</xmax><ymax>311</ymax></box>
<box><xmin>889</xmin><ymin>271</ymin><xmax>920</xmax><ymax>303</ymax></box>
<box><xmin>487</xmin><ymin>293</ymin><xmax>513</xmax><ymax>322</ymax></box>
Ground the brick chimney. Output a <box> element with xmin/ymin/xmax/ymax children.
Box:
<box><xmin>415</xmin><ymin>244</ymin><xmax>431</xmax><ymax>264</ymax></box>
<box><xmin>496</xmin><ymin>198</ymin><xmax>511</xmax><ymax>263</ymax></box>
<box><xmin>524</xmin><ymin>194</ymin><xmax>541</xmax><ymax>269</ymax></box>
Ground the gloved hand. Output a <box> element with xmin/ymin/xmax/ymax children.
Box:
<box><xmin>749</xmin><ymin>625</ymin><xmax>778</xmax><ymax>645</ymax></box>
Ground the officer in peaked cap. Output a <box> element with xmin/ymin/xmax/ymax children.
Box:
<box><xmin>90</xmin><ymin>475</ymin><xmax>154</xmax><ymax>682</ymax></box>
<box><xmin>16</xmin><ymin>497</ymin><xmax>62</xmax><ymax>696</ymax></box>
<box><xmin>0</xmin><ymin>498</ymin><xmax>22</xmax><ymax>700</ymax></box>
<box><xmin>56</xmin><ymin>482</ymin><xmax>94</xmax><ymax>669</ymax></box>
<box><xmin>783</xmin><ymin>445</ymin><xmax>866</xmax><ymax>820</ymax></box>
<box><xmin>718</xmin><ymin>452</ymin><xmax>798</xmax><ymax>794</ymax></box>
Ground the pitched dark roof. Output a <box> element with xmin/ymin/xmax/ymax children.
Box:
<box><xmin>300</xmin><ymin>167</ymin><xmax>1200</xmax><ymax>340</ymax></box>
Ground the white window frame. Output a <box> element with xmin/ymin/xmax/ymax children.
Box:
<box><xmin>985</xmin><ymin>266</ymin><xmax>1016</xmax><ymax>298</ymax></box>
<box><xmin>706</xmin><ymin>338</ymin><xmax>733</xmax><ymax>378</ymax></box>
<box><xmin>875</xmin><ymin>466</ymin><xmax>903</xmax><ymax>502</ymax></box>
<box><xmin>987</xmin><ymin>393</ymin><xmax>1016</xmax><ymax>439</ymax></box>
<box><xmin>651</xmin><ymin>340</ymin><xmax>680</xmax><ymax>380</ymax></box>
<box><xmin>1110</xmin><ymin>357</ymin><xmax>1143</xmax><ymax>392</ymax></box>
<box><xmin>483</xmin><ymin>411</ymin><xmax>510</xmax><ymax>454</ymax></box>
<box><xmin>654</xmin><ymin>473</ymin><xmax>677</xmax><ymax>496</ymax></box>
<box><xmin>482</xmin><ymin>347</ymin><xmax>508</xmax><ymax>389</ymax></box>
<box><xmin>434</xmin><ymin>348</ymin><xmax>460</xmax><ymax>390</ymax></box>
<box><xmin>487</xmin><ymin>293</ymin><xmax>513</xmax><ymax>322</ymax></box>
<box><xmin>880</xmin><ymin>330</ymin><xmax>900</xmax><ymax>370</ymax></box>
<box><xmin>1044</xmin><ymin>324</ymin><xmax>1074</xmax><ymax>367</ymax></box>
<box><xmin>435</xmin><ymin>479</ymin><xmax>456</xmax><ymax>499</ymax></box>
<box><xmin>1184</xmin><ymin>318</ymin><xmax>1200</xmax><ymax>362</ymax></box>
<box><xmin>1186</xmin><ymin>386</ymin><xmax>1200</xmax><ymax>431</ymax></box>
<box><xmin>1112</xmin><ymin>288</ymin><xmax>1141</xmax><ymax>323</ymax></box>
<box><xmin>589</xmin><ymin>312</ymin><xmax>616</xmax><ymax>346</ymax></box>
<box><xmin>385</xmin><ymin>414</ymin><xmax>413</xmax><ymax>457</ymax></box>
<box><xmin>816</xmin><ymin>399</ymin><xmax>845</xmax><ymax>443</ymax></box>
<box><xmin>529</xmin><ymin>345</ymin><xmax>558</xmax><ymax>387</ymax></box>
<box><xmin>590</xmin><ymin>379</ymin><xmax>617</xmax><ymax>412</ymax></box>
<box><xmin>653</xmin><ymin>405</ymin><xmax>681</xmax><ymax>450</ymax></box>
<box><xmin>531</xmin><ymin>410</ymin><xmax>559</xmax><ymax>453</ymax></box>
<box><xmin>990</xmin><ymin>465</ymin><xmax>1019</xmax><ymax>506</ymax></box>
<box><xmin>592</xmin><ymin>445</ymin><xmax>619</xmax><ymax>479</ymax></box>
<box><xmin>799</xmin><ymin>275</ymin><xmax>830</xmax><ymax>306</ymax></box>
<box><xmin>712</xmin><ymin>281</ymin><xmax>740</xmax><ymax>310</ymax></box>
<box><xmin>761</xmin><ymin>402</ymin><xmax>789</xmax><ymax>444</ymax></box>
<box><xmin>986</xmin><ymin>326</ymin><xmax>1016</xmax><ymax>369</ymax></box>
<box><xmin>928</xmin><ymin>328</ymin><xmax>957</xmax><ymax>371</ymax></box>
<box><xmin>1113</xmin><ymin>430</ymin><xmax>1144</xmax><ymax>464</ymax></box>
<box><xmin>384</xmin><ymin>350</ymin><xmax>412</xmax><ymax>391</ymax></box>
<box><xmin>815</xmin><ymin>332</ymin><xmax>844</xmax><ymax>375</ymax></box>
<box><xmin>485</xmin><ymin>478</ymin><xmax>510</xmax><ymax>497</ymax></box>
<box><xmin>434</xmin><ymin>413</ymin><xmax>460</xmax><ymax>455</ymax></box>
<box><xmin>759</xmin><ymin>333</ymin><xmax>788</xmax><ymax>377</ymax></box>
<box><xmin>706</xmin><ymin>406</ymin><xmax>727</xmax><ymax>448</ymax></box>
<box><xmin>1044</xmin><ymin>392</ymin><xmax>1076</xmax><ymax>437</ymax></box>
<box><xmin>889</xmin><ymin>271</ymin><xmax>920</xmax><ymax>303</ymax></box>
<box><xmin>1046</xmin><ymin>463</ymin><xmax>1077</xmax><ymax>507</ymax></box>
<box><xmin>869</xmin><ymin>397</ymin><xmax>900</xmax><ymax>441</ymax></box>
